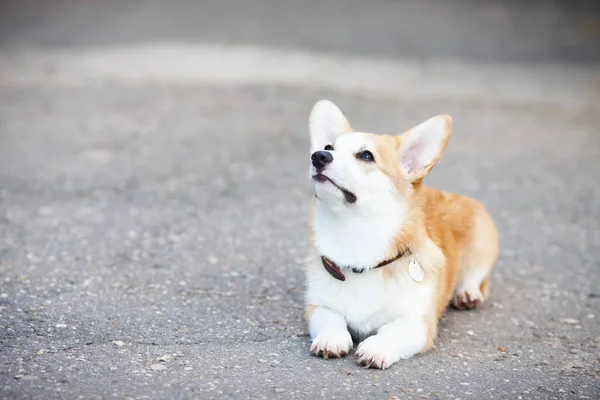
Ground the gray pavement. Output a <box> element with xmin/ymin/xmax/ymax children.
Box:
<box><xmin>1</xmin><ymin>1</ymin><xmax>600</xmax><ymax>399</ymax></box>
<box><xmin>3</xmin><ymin>0</ymin><xmax>600</xmax><ymax>63</ymax></box>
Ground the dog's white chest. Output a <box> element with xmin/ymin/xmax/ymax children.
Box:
<box><xmin>305</xmin><ymin>258</ymin><xmax>436</xmax><ymax>338</ymax></box>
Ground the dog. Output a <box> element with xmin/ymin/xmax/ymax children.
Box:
<box><xmin>304</xmin><ymin>100</ymin><xmax>498</xmax><ymax>369</ymax></box>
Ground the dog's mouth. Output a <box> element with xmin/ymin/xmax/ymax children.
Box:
<box><xmin>312</xmin><ymin>174</ymin><xmax>357</xmax><ymax>204</ymax></box>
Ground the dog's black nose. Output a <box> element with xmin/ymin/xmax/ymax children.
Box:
<box><xmin>311</xmin><ymin>151</ymin><xmax>333</xmax><ymax>169</ymax></box>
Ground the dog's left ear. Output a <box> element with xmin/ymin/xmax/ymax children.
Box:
<box><xmin>397</xmin><ymin>115</ymin><xmax>452</xmax><ymax>181</ymax></box>
<box><xmin>309</xmin><ymin>100</ymin><xmax>353</xmax><ymax>152</ymax></box>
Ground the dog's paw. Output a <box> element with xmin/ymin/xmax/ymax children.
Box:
<box><xmin>356</xmin><ymin>335</ymin><xmax>398</xmax><ymax>369</ymax></box>
<box><xmin>452</xmin><ymin>287</ymin><xmax>484</xmax><ymax>310</ymax></box>
<box><xmin>310</xmin><ymin>329</ymin><xmax>353</xmax><ymax>359</ymax></box>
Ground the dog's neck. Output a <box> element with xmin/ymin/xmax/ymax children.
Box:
<box><xmin>313</xmin><ymin>200</ymin><xmax>418</xmax><ymax>269</ymax></box>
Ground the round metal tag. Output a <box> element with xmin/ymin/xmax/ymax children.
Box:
<box><xmin>408</xmin><ymin>260</ymin><xmax>425</xmax><ymax>282</ymax></box>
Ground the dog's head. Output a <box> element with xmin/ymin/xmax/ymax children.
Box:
<box><xmin>309</xmin><ymin>100</ymin><xmax>452</xmax><ymax>214</ymax></box>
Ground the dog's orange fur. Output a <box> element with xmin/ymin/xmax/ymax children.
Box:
<box><xmin>366</xmin><ymin>120</ymin><xmax>498</xmax><ymax>344</ymax></box>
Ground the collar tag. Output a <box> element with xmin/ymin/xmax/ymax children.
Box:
<box><xmin>408</xmin><ymin>259</ymin><xmax>425</xmax><ymax>282</ymax></box>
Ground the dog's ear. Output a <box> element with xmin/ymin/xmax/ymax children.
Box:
<box><xmin>397</xmin><ymin>115</ymin><xmax>452</xmax><ymax>181</ymax></box>
<box><xmin>309</xmin><ymin>100</ymin><xmax>353</xmax><ymax>152</ymax></box>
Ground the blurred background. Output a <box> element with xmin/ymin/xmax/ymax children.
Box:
<box><xmin>2</xmin><ymin>0</ymin><xmax>600</xmax><ymax>61</ymax></box>
<box><xmin>1</xmin><ymin>1</ymin><xmax>599</xmax><ymax>399</ymax></box>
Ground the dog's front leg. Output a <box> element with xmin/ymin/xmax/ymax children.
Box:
<box><xmin>356</xmin><ymin>316</ymin><xmax>435</xmax><ymax>369</ymax></box>
<box><xmin>306</xmin><ymin>305</ymin><xmax>353</xmax><ymax>358</ymax></box>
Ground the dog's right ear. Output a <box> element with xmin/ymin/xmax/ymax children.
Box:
<box><xmin>396</xmin><ymin>115</ymin><xmax>452</xmax><ymax>182</ymax></box>
<box><xmin>309</xmin><ymin>100</ymin><xmax>352</xmax><ymax>152</ymax></box>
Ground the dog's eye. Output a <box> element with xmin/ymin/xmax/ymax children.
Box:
<box><xmin>356</xmin><ymin>151</ymin><xmax>375</xmax><ymax>162</ymax></box>
<box><xmin>324</xmin><ymin>144</ymin><xmax>334</xmax><ymax>151</ymax></box>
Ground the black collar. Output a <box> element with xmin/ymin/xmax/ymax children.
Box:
<box><xmin>321</xmin><ymin>248</ymin><xmax>411</xmax><ymax>281</ymax></box>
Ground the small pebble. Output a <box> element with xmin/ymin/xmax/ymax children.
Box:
<box><xmin>111</xmin><ymin>341</ymin><xmax>125</xmax><ymax>347</ymax></box>
<box><xmin>560</xmin><ymin>318</ymin><xmax>579</xmax><ymax>325</ymax></box>
<box><xmin>150</xmin><ymin>364</ymin><xmax>167</xmax><ymax>371</ymax></box>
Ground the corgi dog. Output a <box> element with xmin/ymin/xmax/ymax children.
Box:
<box><xmin>304</xmin><ymin>100</ymin><xmax>498</xmax><ymax>369</ymax></box>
